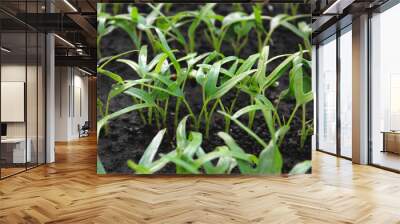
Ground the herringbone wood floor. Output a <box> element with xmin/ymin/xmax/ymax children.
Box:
<box><xmin>0</xmin><ymin>136</ymin><xmax>399</xmax><ymax>224</ymax></box>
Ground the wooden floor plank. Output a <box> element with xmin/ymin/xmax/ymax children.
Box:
<box><xmin>0</xmin><ymin>136</ymin><xmax>399</xmax><ymax>223</ymax></box>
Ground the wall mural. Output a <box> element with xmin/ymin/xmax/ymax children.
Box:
<box><xmin>97</xmin><ymin>3</ymin><xmax>313</xmax><ymax>175</ymax></box>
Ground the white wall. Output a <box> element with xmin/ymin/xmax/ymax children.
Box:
<box><xmin>1</xmin><ymin>65</ymin><xmax>36</xmax><ymax>138</ymax></box>
<box><xmin>1</xmin><ymin>63</ymin><xmax>46</xmax><ymax>164</ymax></box>
<box><xmin>55</xmin><ymin>66</ymin><xmax>89</xmax><ymax>141</ymax></box>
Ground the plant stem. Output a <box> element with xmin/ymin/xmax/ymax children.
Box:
<box><xmin>196</xmin><ymin>90</ymin><xmax>207</xmax><ymax>130</ymax></box>
<box><xmin>196</xmin><ymin>103</ymin><xmax>206</xmax><ymax>131</ymax></box>
<box><xmin>256</xmin><ymin>31</ymin><xmax>263</xmax><ymax>52</ymax></box>
<box><xmin>104</xmin><ymin>95</ymin><xmax>111</xmax><ymax>135</ymax></box>
<box><xmin>148</xmin><ymin>107</ymin><xmax>153</xmax><ymax>124</ymax></box>
<box><xmin>287</xmin><ymin>104</ymin><xmax>299</xmax><ymax>127</ymax></box>
<box><xmin>236</xmin><ymin>36</ymin><xmax>248</xmax><ymax>56</ymax></box>
<box><xmin>263</xmin><ymin>32</ymin><xmax>272</xmax><ymax>47</ymax></box>
<box><xmin>218</xmin><ymin>100</ymin><xmax>228</xmax><ymax>132</ymax></box>
<box><xmin>222</xmin><ymin>90</ymin><xmax>239</xmax><ymax>133</ymax></box>
<box><xmin>248</xmin><ymin>95</ymin><xmax>256</xmax><ymax>129</ymax></box>
<box><xmin>132</xmin><ymin>97</ymin><xmax>147</xmax><ymax>125</ymax></box>
<box><xmin>163</xmin><ymin>97</ymin><xmax>169</xmax><ymax>128</ymax></box>
<box><xmin>97</xmin><ymin>37</ymin><xmax>102</xmax><ymax>59</ymax></box>
<box><xmin>154</xmin><ymin>108</ymin><xmax>161</xmax><ymax>129</ymax></box>
<box><xmin>174</xmin><ymin>98</ymin><xmax>182</xmax><ymax>130</ymax></box>
<box><xmin>278</xmin><ymin>104</ymin><xmax>299</xmax><ymax>146</ymax></box>
<box><xmin>205</xmin><ymin>100</ymin><xmax>219</xmax><ymax>138</ymax></box>
<box><xmin>182</xmin><ymin>98</ymin><xmax>196</xmax><ymax>125</ymax></box>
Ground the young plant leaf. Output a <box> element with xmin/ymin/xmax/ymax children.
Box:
<box><xmin>257</xmin><ymin>143</ymin><xmax>283</xmax><ymax>175</ymax></box>
<box><xmin>210</xmin><ymin>69</ymin><xmax>256</xmax><ymax>100</ymax></box>
<box><xmin>289</xmin><ymin>160</ymin><xmax>311</xmax><ymax>175</ymax></box>
<box><xmin>109</xmin><ymin>79</ymin><xmax>151</xmax><ymax>99</ymax></box>
<box><xmin>204</xmin><ymin>61</ymin><xmax>221</xmax><ymax>98</ymax></box>
<box><xmin>139</xmin><ymin>129</ymin><xmax>166</xmax><ymax>167</ymax></box>
<box><xmin>219</xmin><ymin>111</ymin><xmax>267</xmax><ymax>148</ymax></box>
<box><xmin>176</xmin><ymin>116</ymin><xmax>189</xmax><ymax>151</ymax></box>
<box><xmin>162</xmin><ymin>154</ymin><xmax>200</xmax><ymax>174</ymax></box>
<box><xmin>218</xmin><ymin>132</ymin><xmax>256</xmax><ymax>174</ymax></box>
<box><xmin>97</xmin><ymin>103</ymin><xmax>153</xmax><ymax>139</ymax></box>
<box><xmin>124</xmin><ymin>87</ymin><xmax>156</xmax><ymax>105</ymax></box>
<box><xmin>254</xmin><ymin>46</ymin><xmax>269</xmax><ymax>87</ymax></box>
<box><xmin>183</xmin><ymin>132</ymin><xmax>203</xmax><ymax>158</ymax></box>
<box><xmin>97</xmin><ymin>68</ymin><xmax>124</xmax><ymax>84</ymax></box>
<box><xmin>127</xmin><ymin>160</ymin><xmax>151</xmax><ymax>174</ymax></box>
<box><xmin>154</xmin><ymin>28</ymin><xmax>181</xmax><ymax>72</ymax></box>
<box><xmin>232</xmin><ymin>104</ymin><xmax>265</xmax><ymax>119</ymax></box>
<box><xmin>292</xmin><ymin>63</ymin><xmax>313</xmax><ymax>106</ymax></box>
<box><xmin>97</xmin><ymin>156</ymin><xmax>107</xmax><ymax>174</ymax></box>
<box><xmin>262</xmin><ymin>53</ymin><xmax>297</xmax><ymax>89</ymax></box>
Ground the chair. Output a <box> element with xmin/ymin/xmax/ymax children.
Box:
<box><xmin>79</xmin><ymin>121</ymin><xmax>90</xmax><ymax>138</ymax></box>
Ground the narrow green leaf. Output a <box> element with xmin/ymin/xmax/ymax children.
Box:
<box><xmin>109</xmin><ymin>79</ymin><xmax>150</xmax><ymax>99</ymax></box>
<box><xmin>254</xmin><ymin>46</ymin><xmax>269</xmax><ymax>86</ymax></box>
<box><xmin>117</xmin><ymin>59</ymin><xmax>141</xmax><ymax>77</ymax></box>
<box><xmin>289</xmin><ymin>160</ymin><xmax>311</xmax><ymax>175</ymax></box>
<box><xmin>97</xmin><ymin>103</ymin><xmax>152</xmax><ymax>138</ymax></box>
<box><xmin>138</xmin><ymin>45</ymin><xmax>148</xmax><ymax>73</ymax></box>
<box><xmin>124</xmin><ymin>87</ymin><xmax>155</xmax><ymax>105</ymax></box>
<box><xmin>97</xmin><ymin>156</ymin><xmax>107</xmax><ymax>174</ymax></box>
<box><xmin>210</xmin><ymin>69</ymin><xmax>256</xmax><ymax>100</ymax></box>
<box><xmin>183</xmin><ymin>132</ymin><xmax>203</xmax><ymax>158</ymax></box>
<box><xmin>147</xmin><ymin>53</ymin><xmax>168</xmax><ymax>72</ymax></box>
<box><xmin>148</xmin><ymin>151</ymin><xmax>177</xmax><ymax>173</ymax></box>
<box><xmin>205</xmin><ymin>62</ymin><xmax>221</xmax><ymax>98</ymax></box>
<box><xmin>236</xmin><ymin>54</ymin><xmax>259</xmax><ymax>75</ymax></box>
<box><xmin>162</xmin><ymin>154</ymin><xmax>200</xmax><ymax>174</ymax></box>
<box><xmin>97</xmin><ymin>68</ymin><xmax>124</xmax><ymax>84</ymax></box>
<box><xmin>111</xmin><ymin>19</ymin><xmax>140</xmax><ymax>49</ymax></box>
<box><xmin>176</xmin><ymin>116</ymin><xmax>189</xmax><ymax>150</ymax></box>
<box><xmin>292</xmin><ymin>63</ymin><xmax>313</xmax><ymax>106</ymax></box>
<box><xmin>188</xmin><ymin>4</ymin><xmax>216</xmax><ymax>52</ymax></box>
<box><xmin>263</xmin><ymin>53</ymin><xmax>297</xmax><ymax>89</ymax></box>
<box><xmin>154</xmin><ymin>28</ymin><xmax>181</xmax><ymax>72</ymax></box>
<box><xmin>98</xmin><ymin>50</ymin><xmax>138</xmax><ymax>69</ymax></box>
<box><xmin>257</xmin><ymin>143</ymin><xmax>283</xmax><ymax>175</ymax></box>
<box><xmin>219</xmin><ymin>111</ymin><xmax>267</xmax><ymax>148</ymax></box>
<box><xmin>187</xmin><ymin>52</ymin><xmax>211</xmax><ymax>68</ymax></box>
<box><xmin>139</xmin><ymin>129</ymin><xmax>166</xmax><ymax>167</ymax></box>
<box><xmin>218</xmin><ymin>132</ymin><xmax>257</xmax><ymax>174</ymax></box>
<box><xmin>232</xmin><ymin>104</ymin><xmax>265</xmax><ymax>119</ymax></box>
<box><xmin>127</xmin><ymin>160</ymin><xmax>151</xmax><ymax>174</ymax></box>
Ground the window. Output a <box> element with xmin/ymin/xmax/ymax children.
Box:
<box><xmin>0</xmin><ymin>0</ymin><xmax>47</xmax><ymax>179</ymax></box>
<box><xmin>317</xmin><ymin>35</ymin><xmax>337</xmax><ymax>154</ymax></box>
<box><xmin>339</xmin><ymin>26</ymin><xmax>352</xmax><ymax>158</ymax></box>
<box><xmin>370</xmin><ymin>3</ymin><xmax>400</xmax><ymax>171</ymax></box>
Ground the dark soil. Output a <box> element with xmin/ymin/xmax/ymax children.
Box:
<box><xmin>98</xmin><ymin>3</ymin><xmax>312</xmax><ymax>174</ymax></box>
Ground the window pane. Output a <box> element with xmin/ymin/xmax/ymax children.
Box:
<box><xmin>371</xmin><ymin>4</ymin><xmax>400</xmax><ymax>171</ymax></box>
<box><xmin>340</xmin><ymin>28</ymin><xmax>352</xmax><ymax>158</ymax></box>
<box><xmin>318</xmin><ymin>36</ymin><xmax>337</xmax><ymax>154</ymax></box>
<box><xmin>27</xmin><ymin>31</ymin><xmax>38</xmax><ymax>169</ymax></box>
<box><xmin>1</xmin><ymin>31</ymin><xmax>27</xmax><ymax>177</ymax></box>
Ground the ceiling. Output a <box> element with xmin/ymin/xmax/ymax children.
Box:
<box><xmin>0</xmin><ymin>0</ymin><xmax>96</xmax><ymax>73</ymax></box>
